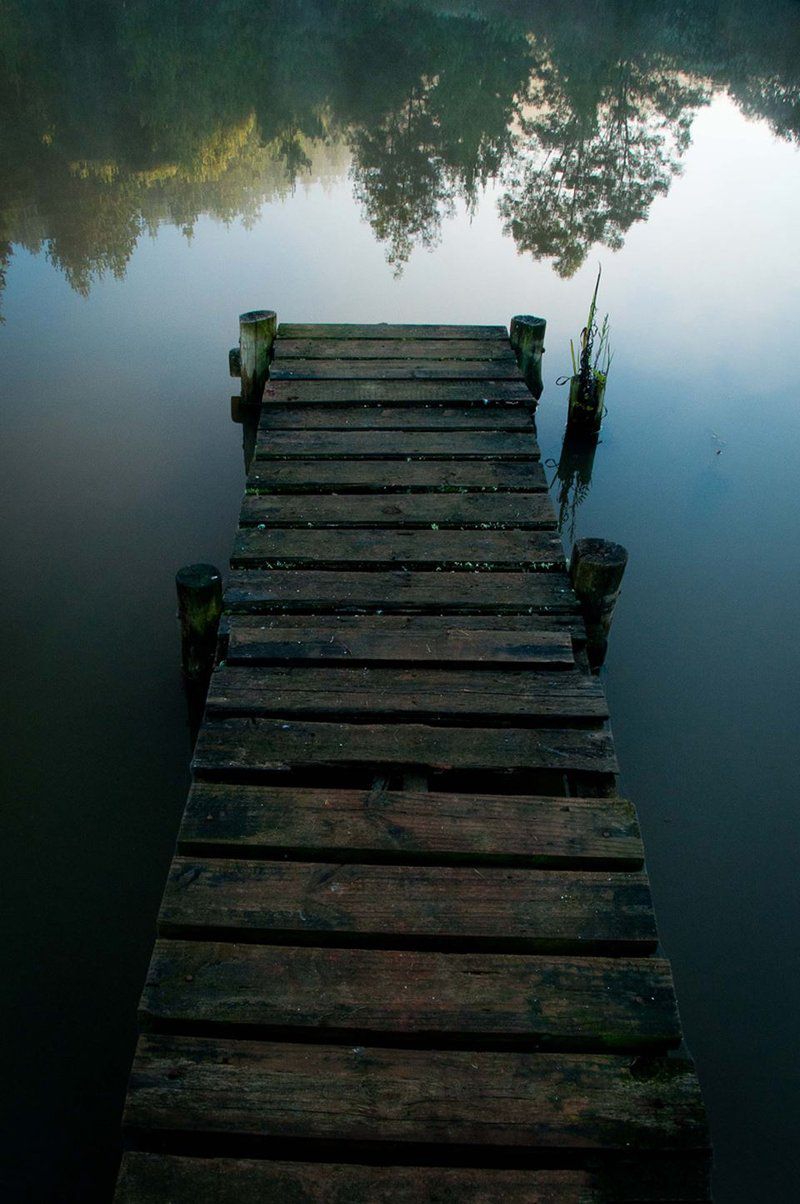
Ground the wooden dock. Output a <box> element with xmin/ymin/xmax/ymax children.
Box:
<box><xmin>115</xmin><ymin>322</ymin><xmax>710</xmax><ymax>1201</ymax></box>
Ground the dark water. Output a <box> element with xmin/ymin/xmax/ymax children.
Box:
<box><xmin>2</xmin><ymin>2</ymin><xmax>799</xmax><ymax>1200</ymax></box>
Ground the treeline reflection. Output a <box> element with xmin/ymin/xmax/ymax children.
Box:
<box><xmin>1</xmin><ymin>0</ymin><xmax>798</xmax><ymax>307</ymax></box>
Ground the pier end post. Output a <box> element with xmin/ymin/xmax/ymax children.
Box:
<box><xmin>510</xmin><ymin>314</ymin><xmax>546</xmax><ymax>399</ymax></box>
<box><xmin>570</xmin><ymin>537</ymin><xmax>628</xmax><ymax>668</ymax></box>
<box><xmin>237</xmin><ymin>309</ymin><xmax>277</xmax><ymax>405</ymax></box>
<box><xmin>176</xmin><ymin>563</ymin><xmax>223</xmax><ymax>679</ymax></box>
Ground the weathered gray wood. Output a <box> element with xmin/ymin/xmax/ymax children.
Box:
<box><xmin>115</xmin><ymin>1152</ymin><xmax>711</xmax><ymax>1203</ymax></box>
<box><xmin>179</xmin><ymin>783</ymin><xmax>641</xmax><ymax>868</ymax></box>
<box><xmin>571</xmin><ymin>538</ymin><xmax>629</xmax><ymax>668</ymax></box>
<box><xmin>247</xmin><ymin>459</ymin><xmax>548</xmax><ymax>492</ymax></box>
<box><xmin>158</xmin><ymin>860</ymin><xmax>653</xmax><ymax>952</ymax></box>
<box><xmin>192</xmin><ymin>717</ymin><xmax>619</xmax><ymax>776</ymax></box>
<box><xmin>223</xmin><ymin>569</ymin><xmax>581</xmax><ymax>621</ymax></box>
<box><xmin>239</xmin><ymin>310</ymin><xmax>276</xmax><ymax>406</ymax></box>
<box><xmin>253</xmin><ymin>430</ymin><xmax>539</xmax><ymax>459</ymax></box>
<box><xmin>259</xmin><ymin>404</ymin><xmax>536</xmax><ymax>430</ymax></box>
<box><xmin>125</xmin><ymin>1037</ymin><xmax>707</xmax><ymax>1151</ymax></box>
<box><xmin>206</xmin><ymin>665</ymin><xmax>608</xmax><ymax>722</ymax></box>
<box><xmin>116</xmin><ymin>312</ymin><xmax>708</xmax><ymax>1202</ymax></box>
<box><xmin>275</xmin><ymin>339</ymin><xmax>515</xmax><ymax>361</ymax></box>
<box><xmin>262</xmin><ymin>379</ymin><xmax>531</xmax><ymax>403</ymax></box>
<box><xmin>231</xmin><ymin>529</ymin><xmax>565</xmax><ymax>571</ymax></box>
<box><xmin>510</xmin><ymin>315</ymin><xmax>547</xmax><ymax>399</ymax></box>
<box><xmin>224</xmin><ymin>618</ymin><xmax>574</xmax><ymax>666</ymax></box>
<box><xmin>270</xmin><ymin>359</ymin><xmax>523</xmax><ymax>381</ymax></box>
<box><xmin>141</xmin><ymin>942</ymin><xmax>675</xmax><ymax>1048</ymax></box>
<box><xmin>276</xmin><ymin>323</ymin><xmax>509</xmax><ymax>340</ymax></box>
<box><xmin>240</xmin><ymin>492</ymin><xmax>556</xmax><ymax>529</ymax></box>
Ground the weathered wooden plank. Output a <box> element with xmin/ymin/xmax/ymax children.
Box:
<box><xmin>247</xmin><ymin>459</ymin><xmax>547</xmax><ymax>492</ymax></box>
<box><xmin>223</xmin><ymin>569</ymin><xmax>581</xmax><ymax>621</ymax></box>
<box><xmin>115</xmin><ymin>1152</ymin><xmax>712</xmax><ymax>1204</ymax></box>
<box><xmin>179</xmin><ymin>783</ymin><xmax>641</xmax><ymax>868</ymax></box>
<box><xmin>224</xmin><ymin>618</ymin><xmax>574</xmax><ymax>666</ymax></box>
<box><xmin>231</xmin><ymin>529</ymin><xmax>565</xmax><ymax>571</ymax></box>
<box><xmin>240</xmin><ymin>492</ymin><xmax>556</xmax><ymax>529</ymax></box>
<box><xmin>259</xmin><ymin>405</ymin><xmax>535</xmax><ymax>430</ymax></box>
<box><xmin>276</xmin><ymin>323</ymin><xmax>509</xmax><ymax>340</ymax></box>
<box><xmin>141</xmin><ymin>942</ymin><xmax>676</xmax><ymax>1049</ymax></box>
<box><xmin>158</xmin><ymin>860</ymin><xmax>653</xmax><ymax>952</ymax></box>
<box><xmin>192</xmin><ymin>717</ymin><xmax>618</xmax><ymax>777</ymax></box>
<box><xmin>276</xmin><ymin>339</ymin><xmax>515</xmax><ymax>361</ymax></box>
<box><xmin>270</xmin><ymin>360</ymin><xmax>522</xmax><ymax>381</ymax></box>
<box><xmin>206</xmin><ymin>666</ymin><xmax>607</xmax><ymax>723</ymax></box>
<box><xmin>253</xmin><ymin>430</ymin><xmax>539</xmax><ymax>459</ymax></box>
<box><xmin>124</xmin><ymin>1037</ymin><xmax>707</xmax><ymax>1152</ymax></box>
<box><xmin>262</xmin><ymin>379</ymin><xmax>531</xmax><ymax>403</ymax></box>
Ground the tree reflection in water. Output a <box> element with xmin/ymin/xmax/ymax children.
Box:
<box><xmin>1</xmin><ymin>0</ymin><xmax>799</xmax><ymax>311</ymax></box>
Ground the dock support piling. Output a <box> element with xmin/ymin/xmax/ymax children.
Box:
<box><xmin>176</xmin><ymin>563</ymin><xmax>223</xmax><ymax>679</ymax></box>
<box><xmin>236</xmin><ymin>310</ymin><xmax>277</xmax><ymax>405</ymax></box>
<box><xmin>510</xmin><ymin>315</ymin><xmax>546</xmax><ymax>399</ymax></box>
<box><xmin>567</xmin><ymin>374</ymin><xmax>606</xmax><ymax>436</ymax></box>
<box><xmin>570</xmin><ymin>537</ymin><xmax>628</xmax><ymax>669</ymax></box>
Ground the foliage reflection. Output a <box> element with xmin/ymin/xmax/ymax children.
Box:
<box><xmin>1</xmin><ymin>0</ymin><xmax>798</xmax><ymax>310</ymax></box>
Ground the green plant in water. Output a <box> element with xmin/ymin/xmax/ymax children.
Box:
<box><xmin>569</xmin><ymin>265</ymin><xmax>613</xmax><ymax>407</ymax></box>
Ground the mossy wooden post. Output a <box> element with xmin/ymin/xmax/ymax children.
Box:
<box><xmin>510</xmin><ymin>315</ymin><xmax>546</xmax><ymax>399</ymax></box>
<box><xmin>570</xmin><ymin>538</ymin><xmax>628</xmax><ymax>669</ymax></box>
<box><xmin>176</xmin><ymin>564</ymin><xmax>223</xmax><ymax>680</ymax></box>
<box><xmin>236</xmin><ymin>310</ymin><xmax>276</xmax><ymax>406</ymax></box>
<box><xmin>567</xmin><ymin>374</ymin><xmax>606</xmax><ymax>436</ymax></box>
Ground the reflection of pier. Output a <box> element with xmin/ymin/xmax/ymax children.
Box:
<box><xmin>552</xmin><ymin>431</ymin><xmax>598</xmax><ymax>543</ymax></box>
<box><xmin>115</xmin><ymin>320</ymin><xmax>709</xmax><ymax>1201</ymax></box>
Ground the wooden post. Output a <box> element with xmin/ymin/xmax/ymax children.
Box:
<box><xmin>176</xmin><ymin>564</ymin><xmax>223</xmax><ymax>679</ymax></box>
<box><xmin>569</xmin><ymin>538</ymin><xmax>628</xmax><ymax>669</ymax></box>
<box><xmin>567</xmin><ymin>373</ymin><xmax>606</xmax><ymax>436</ymax></box>
<box><xmin>510</xmin><ymin>315</ymin><xmax>546</xmax><ymax>399</ymax></box>
<box><xmin>237</xmin><ymin>309</ymin><xmax>277</xmax><ymax>405</ymax></box>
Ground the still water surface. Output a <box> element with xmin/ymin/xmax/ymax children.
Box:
<box><xmin>2</xmin><ymin>2</ymin><xmax>800</xmax><ymax>1200</ymax></box>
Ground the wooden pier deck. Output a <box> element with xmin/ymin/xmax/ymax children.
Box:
<box><xmin>115</xmin><ymin>323</ymin><xmax>710</xmax><ymax>1201</ymax></box>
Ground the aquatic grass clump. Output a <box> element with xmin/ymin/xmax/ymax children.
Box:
<box><xmin>564</xmin><ymin>265</ymin><xmax>613</xmax><ymax>435</ymax></box>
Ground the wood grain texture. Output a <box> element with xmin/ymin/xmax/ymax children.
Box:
<box><xmin>124</xmin><ymin>1036</ymin><xmax>707</xmax><ymax>1151</ymax></box>
<box><xmin>115</xmin><ymin>1152</ymin><xmax>711</xmax><ymax>1203</ymax></box>
<box><xmin>253</xmin><ymin>430</ymin><xmax>539</xmax><ymax>459</ymax></box>
<box><xmin>230</xmin><ymin>529</ymin><xmax>565</xmax><ymax>572</ymax></box>
<box><xmin>178</xmin><ymin>783</ymin><xmax>640</xmax><ymax>867</ymax></box>
<box><xmin>205</xmin><ymin>665</ymin><xmax>607</xmax><ymax>722</ymax></box>
<box><xmin>275</xmin><ymin>338</ymin><xmax>515</xmax><ymax>360</ymax></box>
<box><xmin>246</xmin><ymin>459</ymin><xmax>548</xmax><ymax>492</ymax></box>
<box><xmin>223</xmin><ymin>571</ymin><xmax>582</xmax><ymax>630</ymax></box>
<box><xmin>270</xmin><ymin>359</ymin><xmax>522</xmax><ymax>381</ymax></box>
<box><xmin>224</xmin><ymin>618</ymin><xmax>574</xmax><ymax>666</ymax></box>
<box><xmin>240</xmin><ymin>492</ymin><xmax>556</xmax><ymax>529</ymax></box>
<box><xmin>115</xmin><ymin>316</ymin><xmax>708</xmax><ymax>1200</ymax></box>
<box><xmin>261</xmin><ymin>379</ymin><xmax>531</xmax><ymax>403</ymax></box>
<box><xmin>192</xmin><ymin>717</ymin><xmax>619</xmax><ymax>777</ymax></box>
<box><xmin>158</xmin><ymin>859</ymin><xmax>654</xmax><ymax>951</ymax></box>
<box><xmin>259</xmin><ymin>404</ymin><xmax>536</xmax><ymax>430</ymax></box>
<box><xmin>140</xmin><ymin>942</ymin><xmax>676</xmax><ymax>1050</ymax></box>
<box><xmin>276</xmin><ymin>323</ymin><xmax>509</xmax><ymax>340</ymax></box>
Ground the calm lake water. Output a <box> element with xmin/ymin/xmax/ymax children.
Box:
<box><xmin>2</xmin><ymin>2</ymin><xmax>800</xmax><ymax>1200</ymax></box>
